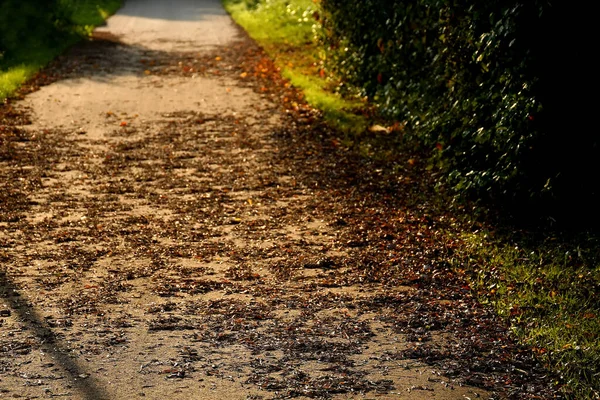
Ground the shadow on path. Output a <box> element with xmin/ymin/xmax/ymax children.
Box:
<box><xmin>0</xmin><ymin>270</ymin><xmax>111</xmax><ymax>400</ymax></box>
<box><xmin>105</xmin><ymin>0</ymin><xmax>229</xmax><ymax>22</ymax></box>
<box><xmin>17</xmin><ymin>29</ymin><xmax>247</xmax><ymax>92</ymax></box>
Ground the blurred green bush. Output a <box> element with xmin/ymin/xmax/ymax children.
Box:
<box><xmin>0</xmin><ymin>0</ymin><xmax>61</xmax><ymax>61</ymax></box>
<box><xmin>0</xmin><ymin>0</ymin><xmax>117</xmax><ymax>65</ymax></box>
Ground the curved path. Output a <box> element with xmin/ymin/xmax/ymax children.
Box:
<box><xmin>0</xmin><ymin>1</ymin><xmax>557</xmax><ymax>399</ymax></box>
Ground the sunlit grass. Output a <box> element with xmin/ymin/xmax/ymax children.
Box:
<box><xmin>282</xmin><ymin>69</ymin><xmax>368</xmax><ymax>134</ymax></box>
<box><xmin>223</xmin><ymin>0</ymin><xmax>316</xmax><ymax>44</ymax></box>
<box><xmin>0</xmin><ymin>0</ymin><xmax>121</xmax><ymax>101</ymax></box>
<box><xmin>456</xmin><ymin>231</ymin><xmax>600</xmax><ymax>399</ymax></box>
<box><xmin>0</xmin><ymin>65</ymin><xmax>38</xmax><ymax>101</ymax></box>
<box><xmin>222</xmin><ymin>0</ymin><xmax>368</xmax><ymax>134</ymax></box>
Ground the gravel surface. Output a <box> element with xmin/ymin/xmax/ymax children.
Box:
<box><xmin>0</xmin><ymin>1</ymin><xmax>561</xmax><ymax>399</ymax></box>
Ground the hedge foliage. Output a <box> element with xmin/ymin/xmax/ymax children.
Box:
<box><xmin>0</xmin><ymin>0</ymin><xmax>97</xmax><ymax>64</ymax></box>
<box><xmin>319</xmin><ymin>0</ymin><xmax>597</xmax><ymax>225</ymax></box>
<box><xmin>0</xmin><ymin>0</ymin><xmax>59</xmax><ymax>59</ymax></box>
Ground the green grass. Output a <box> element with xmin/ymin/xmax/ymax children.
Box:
<box><xmin>456</xmin><ymin>230</ymin><xmax>600</xmax><ymax>398</ymax></box>
<box><xmin>222</xmin><ymin>0</ymin><xmax>368</xmax><ymax>134</ymax></box>
<box><xmin>0</xmin><ymin>0</ymin><xmax>122</xmax><ymax>101</ymax></box>
<box><xmin>223</xmin><ymin>0</ymin><xmax>316</xmax><ymax>45</ymax></box>
<box><xmin>0</xmin><ymin>66</ymin><xmax>38</xmax><ymax>100</ymax></box>
<box><xmin>282</xmin><ymin>68</ymin><xmax>368</xmax><ymax>133</ymax></box>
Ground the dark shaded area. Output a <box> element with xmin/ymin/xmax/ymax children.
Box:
<box><xmin>522</xmin><ymin>3</ymin><xmax>599</xmax><ymax>230</ymax></box>
<box><xmin>320</xmin><ymin>0</ymin><xmax>598</xmax><ymax>231</ymax></box>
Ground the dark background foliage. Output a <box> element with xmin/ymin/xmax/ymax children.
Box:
<box><xmin>320</xmin><ymin>0</ymin><xmax>598</xmax><ymax>228</ymax></box>
<box><xmin>0</xmin><ymin>0</ymin><xmax>94</xmax><ymax>68</ymax></box>
<box><xmin>0</xmin><ymin>0</ymin><xmax>61</xmax><ymax>59</ymax></box>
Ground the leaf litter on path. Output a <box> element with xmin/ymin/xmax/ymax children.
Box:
<box><xmin>0</xmin><ymin>14</ymin><xmax>561</xmax><ymax>400</ymax></box>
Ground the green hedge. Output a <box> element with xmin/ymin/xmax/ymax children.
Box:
<box><xmin>320</xmin><ymin>0</ymin><xmax>597</xmax><ymax>226</ymax></box>
<box><xmin>0</xmin><ymin>0</ymin><xmax>109</xmax><ymax>66</ymax></box>
<box><xmin>0</xmin><ymin>0</ymin><xmax>61</xmax><ymax>61</ymax></box>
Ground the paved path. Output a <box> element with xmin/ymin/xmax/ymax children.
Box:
<box><xmin>0</xmin><ymin>1</ymin><xmax>557</xmax><ymax>399</ymax></box>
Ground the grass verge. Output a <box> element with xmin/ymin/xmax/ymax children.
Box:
<box><xmin>221</xmin><ymin>0</ymin><xmax>368</xmax><ymax>135</ymax></box>
<box><xmin>0</xmin><ymin>0</ymin><xmax>122</xmax><ymax>101</ymax></box>
<box><xmin>454</xmin><ymin>228</ymin><xmax>600</xmax><ymax>398</ymax></box>
<box><xmin>222</xmin><ymin>1</ymin><xmax>600</xmax><ymax>398</ymax></box>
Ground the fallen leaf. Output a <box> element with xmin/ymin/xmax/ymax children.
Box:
<box><xmin>369</xmin><ymin>124</ymin><xmax>389</xmax><ymax>134</ymax></box>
